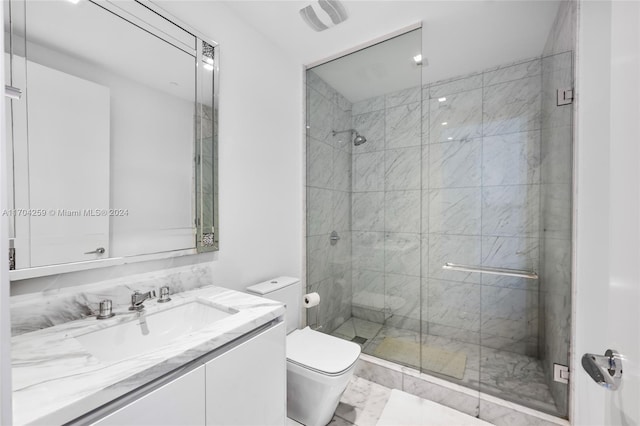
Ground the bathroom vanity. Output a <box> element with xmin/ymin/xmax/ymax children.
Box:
<box><xmin>11</xmin><ymin>286</ymin><xmax>286</xmax><ymax>425</ymax></box>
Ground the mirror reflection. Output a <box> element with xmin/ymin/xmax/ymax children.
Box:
<box><xmin>4</xmin><ymin>0</ymin><xmax>217</xmax><ymax>273</ymax></box>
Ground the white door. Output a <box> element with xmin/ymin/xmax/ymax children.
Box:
<box><xmin>574</xmin><ymin>1</ymin><xmax>640</xmax><ymax>424</ymax></box>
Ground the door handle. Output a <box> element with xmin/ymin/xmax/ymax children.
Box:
<box><xmin>84</xmin><ymin>247</ymin><xmax>105</xmax><ymax>255</ymax></box>
<box><xmin>581</xmin><ymin>349</ymin><xmax>623</xmax><ymax>390</ymax></box>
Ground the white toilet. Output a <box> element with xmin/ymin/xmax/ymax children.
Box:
<box><xmin>246</xmin><ymin>277</ymin><xmax>361</xmax><ymax>426</ymax></box>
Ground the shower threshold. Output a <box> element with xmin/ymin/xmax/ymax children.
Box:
<box><xmin>331</xmin><ymin>317</ymin><xmax>564</xmax><ymax>419</ymax></box>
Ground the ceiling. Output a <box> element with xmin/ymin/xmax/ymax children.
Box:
<box><xmin>221</xmin><ymin>0</ymin><xmax>562</xmax><ymax>95</ymax></box>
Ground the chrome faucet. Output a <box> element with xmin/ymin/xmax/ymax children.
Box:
<box><xmin>129</xmin><ymin>290</ymin><xmax>156</xmax><ymax>311</ymax></box>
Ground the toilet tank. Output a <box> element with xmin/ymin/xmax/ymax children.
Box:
<box><xmin>246</xmin><ymin>277</ymin><xmax>301</xmax><ymax>334</ymax></box>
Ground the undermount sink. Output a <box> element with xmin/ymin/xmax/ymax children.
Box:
<box><xmin>76</xmin><ymin>300</ymin><xmax>236</xmax><ymax>364</ymax></box>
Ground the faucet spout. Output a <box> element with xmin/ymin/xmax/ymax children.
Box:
<box><xmin>129</xmin><ymin>290</ymin><xmax>157</xmax><ymax>311</ymax></box>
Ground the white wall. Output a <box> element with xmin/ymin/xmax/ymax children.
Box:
<box><xmin>0</xmin><ymin>3</ymin><xmax>13</xmax><ymax>422</ymax></box>
<box><xmin>10</xmin><ymin>1</ymin><xmax>304</xmax><ymax>294</ymax></box>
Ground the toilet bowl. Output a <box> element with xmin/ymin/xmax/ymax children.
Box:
<box><xmin>246</xmin><ymin>277</ymin><xmax>361</xmax><ymax>426</ymax></box>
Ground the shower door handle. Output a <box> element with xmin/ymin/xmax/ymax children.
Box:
<box><xmin>581</xmin><ymin>349</ymin><xmax>623</xmax><ymax>390</ymax></box>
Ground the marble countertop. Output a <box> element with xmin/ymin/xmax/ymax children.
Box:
<box><xmin>11</xmin><ymin>285</ymin><xmax>285</xmax><ymax>425</ymax></box>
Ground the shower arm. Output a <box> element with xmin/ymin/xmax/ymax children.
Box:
<box><xmin>331</xmin><ymin>129</ymin><xmax>355</xmax><ymax>137</ymax></box>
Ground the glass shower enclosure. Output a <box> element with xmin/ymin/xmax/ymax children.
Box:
<box><xmin>305</xmin><ymin>28</ymin><xmax>572</xmax><ymax>419</ymax></box>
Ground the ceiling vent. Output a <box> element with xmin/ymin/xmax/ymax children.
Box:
<box><xmin>300</xmin><ymin>0</ymin><xmax>348</xmax><ymax>32</ymax></box>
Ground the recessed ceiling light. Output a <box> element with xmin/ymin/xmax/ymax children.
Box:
<box><xmin>447</xmin><ymin>137</ymin><xmax>453</xmax><ymax>140</ymax></box>
<box><xmin>438</xmin><ymin>97</ymin><xmax>447</xmax><ymax>102</ymax></box>
<box><xmin>67</xmin><ymin>0</ymin><xmax>80</xmax><ymax>3</ymax></box>
<box><xmin>203</xmin><ymin>63</ymin><xmax>214</xmax><ymax>71</ymax></box>
<box><xmin>441</xmin><ymin>122</ymin><xmax>448</xmax><ymax>126</ymax></box>
<box><xmin>413</xmin><ymin>54</ymin><xmax>423</xmax><ymax>66</ymax></box>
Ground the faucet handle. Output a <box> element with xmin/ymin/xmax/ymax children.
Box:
<box><xmin>96</xmin><ymin>299</ymin><xmax>115</xmax><ymax>320</ymax></box>
<box><xmin>158</xmin><ymin>286</ymin><xmax>171</xmax><ymax>303</ymax></box>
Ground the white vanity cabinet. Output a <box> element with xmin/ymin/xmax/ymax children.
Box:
<box><xmin>205</xmin><ymin>321</ymin><xmax>286</xmax><ymax>426</ymax></box>
<box><xmin>89</xmin><ymin>322</ymin><xmax>286</xmax><ymax>426</ymax></box>
<box><xmin>91</xmin><ymin>366</ymin><xmax>206</xmax><ymax>426</ymax></box>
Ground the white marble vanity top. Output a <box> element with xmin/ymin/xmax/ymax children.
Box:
<box><xmin>11</xmin><ymin>285</ymin><xmax>285</xmax><ymax>425</ymax></box>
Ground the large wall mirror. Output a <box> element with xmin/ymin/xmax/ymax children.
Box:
<box><xmin>4</xmin><ymin>0</ymin><xmax>218</xmax><ymax>280</ymax></box>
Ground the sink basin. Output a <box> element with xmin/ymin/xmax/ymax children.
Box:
<box><xmin>76</xmin><ymin>301</ymin><xmax>236</xmax><ymax>364</ymax></box>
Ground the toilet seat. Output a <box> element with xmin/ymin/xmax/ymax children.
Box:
<box><xmin>287</xmin><ymin>327</ymin><xmax>361</xmax><ymax>376</ymax></box>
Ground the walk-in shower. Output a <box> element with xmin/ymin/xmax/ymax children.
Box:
<box><xmin>305</xmin><ymin>24</ymin><xmax>573</xmax><ymax>420</ymax></box>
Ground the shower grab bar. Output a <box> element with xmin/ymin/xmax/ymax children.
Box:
<box><xmin>442</xmin><ymin>262</ymin><xmax>539</xmax><ymax>279</ymax></box>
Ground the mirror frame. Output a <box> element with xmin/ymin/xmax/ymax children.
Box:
<box><xmin>6</xmin><ymin>0</ymin><xmax>219</xmax><ymax>281</ymax></box>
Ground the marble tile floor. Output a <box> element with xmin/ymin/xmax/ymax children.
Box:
<box><xmin>285</xmin><ymin>376</ymin><xmax>391</xmax><ymax>426</ymax></box>
<box><xmin>331</xmin><ymin>318</ymin><xmax>560</xmax><ymax>416</ymax></box>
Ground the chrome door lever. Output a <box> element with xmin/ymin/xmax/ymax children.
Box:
<box><xmin>581</xmin><ymin>349</ymin><xmax>623</xmax><ymax>390</ymax></box>
<box><xmin>85</xmin><ymin>247</ymin><xmax>106</xmax><ymax>255</ymax></box>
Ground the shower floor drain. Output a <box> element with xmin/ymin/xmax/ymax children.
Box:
<box><xmin>351</xmin><ymin>336</ymin><xmax>368</xmax><ymax>345</ymax></box>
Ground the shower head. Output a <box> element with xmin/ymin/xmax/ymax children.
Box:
<box><xmin>353</xmin><ymin>133</ymin><xmax>367</xmax><ymax>146</ymax></box>
<box><xmin>331</xmin><ymin>129</ymin><xmax>367</xmax><ymax>146</ymax></box>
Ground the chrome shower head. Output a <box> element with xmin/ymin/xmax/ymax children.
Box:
<box><xmin>353</xmin><ymin>133</ymin><xmax>367</xmax><ymax>146</ymax></box>
<box><xmin>331</xmin><ymin>129</ymin><xmax>368</xmax><ymax>146</ymax></box>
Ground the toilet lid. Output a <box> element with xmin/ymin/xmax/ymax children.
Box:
<box><xmin>287</xmin><ymin>327</ymin><xmax>361</xmax><ymax>375</ymax></box>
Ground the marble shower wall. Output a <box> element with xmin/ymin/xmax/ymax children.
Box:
<box><xmin>538</xmin><ymin>0</ymin><xmax>576</xmax><ymax>417</ymax></box>
<box><xmin>306</xmin><ymin>71</ymin><xmax>353</xmax><ymax>333</ymax></box>
<box><xmin>351</xmin><ymin>57</ymin><xmax>545</xmax><ymax>357</ymax></box>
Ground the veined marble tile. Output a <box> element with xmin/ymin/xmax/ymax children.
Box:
<box><xmin>10</xmin><ymin>264</ymin><xmax>215</xmax><ymax>335</ymax></box>
<box><xmin>421</xmin><ymin>190</ymin><xmax>430</xmax><ymax>234</ymax></box>
<box><xmin>429</xmin><ymin>74</ymin><xmax>483</xmax><ymax>98</ymax></box>
<box><xmin>427</xmin><ymin>322</ymin><xmax>480</xmax><ymax>346</ymax></box>
<box><xmin>385</xmin><ymin>190</ymin><xmax>421</xmax><ymax>233</ymax></box>
<box><xmin>333</xmin><ymin>148</ymin><xmax>352</xmax><ymax>191</ymax></box>
<box><xmin>385</xmin><ymin>233</ymin><xmax>421</xmax><ymax>277</ymax></box>
<box><xmin>429</xmin><ymin>188</ymin><xmax>482</xmax><ymax>235</ymax></box>
<box><xmin>336</xmin><ymin>91</ymin><xmax>352</xmax><ymax>113</ymax></box>
<box><xmin>541</xmin><ymin>238</ymin><xmax>572</xmax><ymax>296</ymax></box>
<box><xmin>484</xmin><ymin>59</ymin><xmax>542</xmax><ymax>87</ymax></box>
<box><xmin>483</xmin><ymin>76</ymin><xmax>542</xmax><ymax>136</ymax></box>
<box><xmin>353</xmin><ymin>151</ymin><xmax>385</xmax><ymax>192</ymax></box>
<box><xmin>333</xmin><ymin>107</ymin><xmax>354</xmax><ymax>153</ymax></box>
<box><xmin>421</xmin><ymin>92</ymin><xmax>430</xmax><ymax>145</ymax></box>
<box><xmin>354</xmin><ymin>357</ymin><xmax>403</xmax><ymax>390</ymax></box>
<box><xmin>427</xmin><ymin>234</ymin><xmax>482</xmax><ymax>284</ymax></box>
<box><xmin>483</xmin><ymin>131</ymin><xmax>541</xmax><ymax>186</ymax></box>
<box><xmin>402</xmin><ymin>373</ymin><xmax>480</xmax><ymax>418</ymax></box>
<box><xmin>307</xmin><ymin>86</ymin><xmax>334</xmax><ymax>144</ymax></box>
<box><xmin>352</xmin><ymin>269</ymin><xmax>385</xmax><ymax>311</ymax></box>
<box><xmin>479</xmin><ymin>399</ymin><xmax>562</xmax><ymax>426</ymax></box>
<box><xmin>541</xmin><ymin>183</ymin><xmax>573</xmax><ymax>240</ymax></box>
<box><xmin>307</xmin><ymin>234</ymin><xmax>331</xmax><ymax>284</ymax></box>
<box><xmin>352</xmin><ymin>231</ymin><xmax>385</xmax><ymax>272</ymax></box>
<box><xmin>385</xmin><ymin>102</ymin><xmax>421</xmax><ymax>149</ymax></box>
<box><xmin>352</xmin><ymin>305</ymin><xmax>386</xmax><ymax>324</ymax></box>
<box><xmin>386</xmin><ymin>87</ymin><xmax>421</xmax><ymax>109</ymax></box>
<box><xmin>333</xmin><ymin>317</ymin><xmax>383</xmax><ymax>341</ymax></box>
<box><xmin>352</xmin><ymin>109</ymin><xmax>385</xmax><ymax>153</ymax></box>
<box><xmin>353</xmin><ymin>95</ymin><xmax>385</xmax><ymax>116</ymax></box>
<box><xmin>333</xmin><ymin>190</ymin><xmax>351</xmax><ymax>232</ymax></box>
<box><xmin>481</xmin><ymin>185</ymin><xmax>540</xmax><ymax>237</ymax></box>
<box><xmin>542</xmin><ymin>52</ymin><xmax>572</xmax><ymax>74</ymax></box>
<box><xmin>481</xmin><ymin>236</ymin><xmax>539</xmax><ymax>290</ymax></box>
<box><xmin>385</xmin><ymin>147</ymin><xmax>422</xmax><ymax>191</ymax></box>
<box><xmin>541</xmin><ymin>126</ymin><xmax>572</xmax><ymax>185</ymax></box>
<box><xmin>307</xmin><ymin>139</ymin><xmax>334</xmax><ymax>189</ymax></box>
<box><xmin>427</xmin><ymin>279</ymin><xmax>480</xmax><ymax>332</ymax></box>
<box><xmin>307</xmin><ymin>70</ymin><xmax>335</xmax><ymax>101</ymax></box>
<box><xmin>334</xmin><ymin>376</ymin><xmax>392</xmax><ymax>426</ymax></box>
<box><xmin>307</xmin><ymin>186</ymin><xmax>333</xmax><ymax>236</ymax></box>
<box><xmin>481</xmin><ymin>286</ymin><xmax>538</xmax><ymax>342</ymax></box>
<box><xmin>385</xmin><ymin>273</ymin><xmax>420</xmax><ymax>320</ymax></box>
<box><xmin>420</xmin><ymin>146</ymin><xmax>429</xmax><ymax>189</ymax></box>
<box><xmin>429</xmin><ymin>139</ymin><xmax>482</xmax><ymax>188</ymax></box>
<box><xmin>429</xmin><ymin>89</ymin><xmax>482</xmax><ymax>143</ymax></box>
<box><xmin>352</xmin><ymin>192</ymin><xmax>385</xmax><ymax>232</ymax></box>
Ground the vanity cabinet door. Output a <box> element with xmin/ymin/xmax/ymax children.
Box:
<box><xmin>91</xmin><ymin>365</ymin><xmax>205</xmax><ymax>426</ymax></box>
<box><xmin>205</xmin><ymin>322</ymin><xmax>286</xmax><ymax>426</ymax></box>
